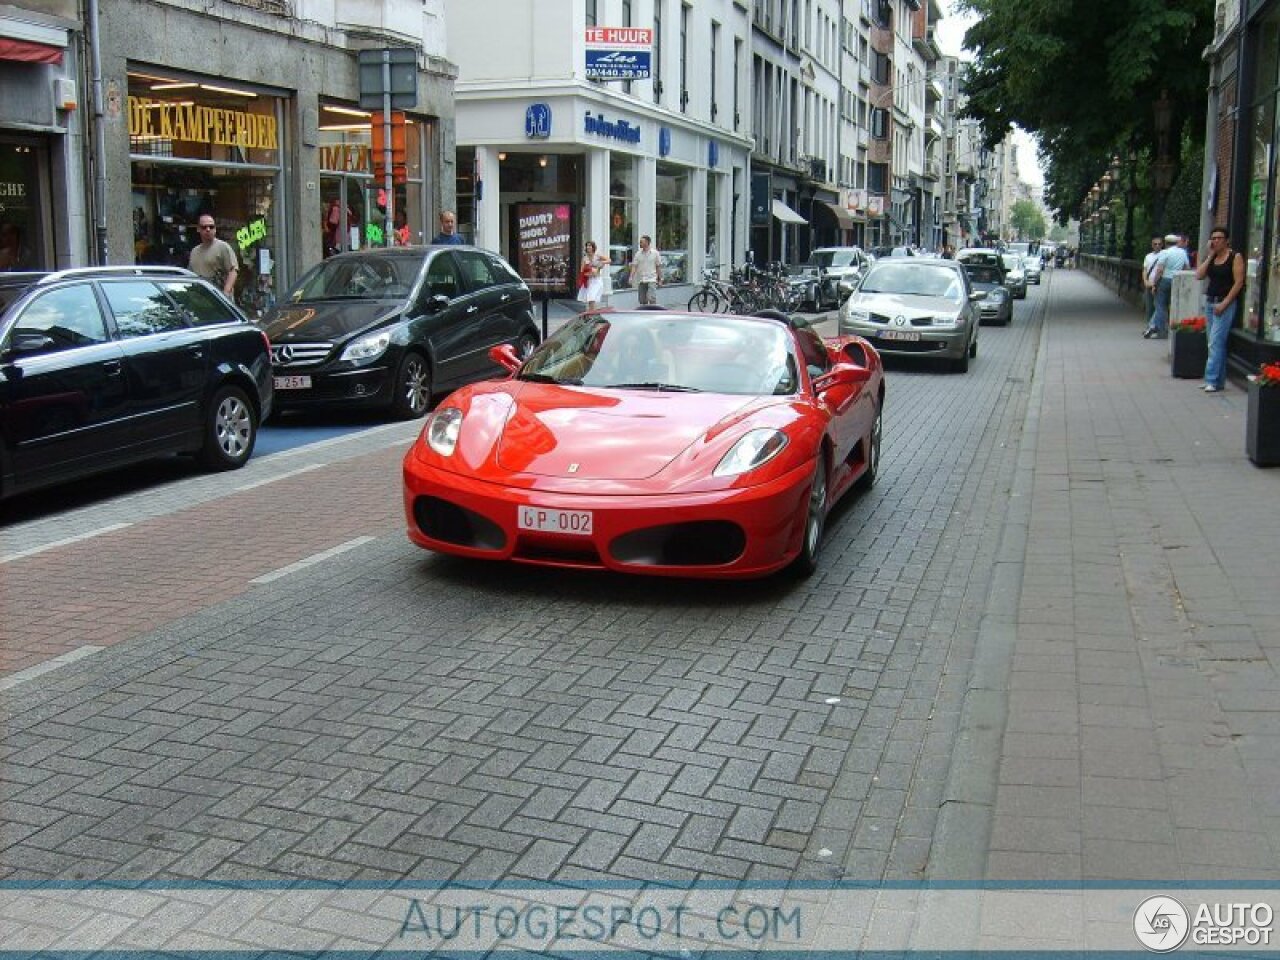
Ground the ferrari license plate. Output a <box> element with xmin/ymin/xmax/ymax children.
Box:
<box><xmin>274</xmin><ymin>375</ymin><xmax>312</xmax><ymax>390</ymax></box>
<box><xmin>518</xmin><ymin>506</ymin><xmax>593</xmax><ymax>536</ymax></box>
<box><xmin>880</xmin><ymin>330</ymin><xmax>921</xmax><ymax>342</ymax></box>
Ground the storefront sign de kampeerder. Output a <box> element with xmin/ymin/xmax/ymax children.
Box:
<box><xmin>127</xmin><ymin>97</ymin><xmax>279</xmax><ymax>151</ymax></box>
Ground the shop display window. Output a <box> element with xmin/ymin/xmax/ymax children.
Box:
<box><xmin>656</xmin><ymin>162</ymin><xmax>690</xmax><ymax>284</ymax></box>
<box><xmin>610</xmin><ymin>154</ymin><xmax>636</xmax><ymax>289</ymax></box>
<box><xmin>706</xmin><ymin>173</ymin><xmax>721</xmax><ymax>268</ymax></box>
<box><xmin>0</xmin><ymin>140</ymin><xmax>47</xmax><ymax>272</ymax></box>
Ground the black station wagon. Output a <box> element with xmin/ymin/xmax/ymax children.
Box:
<box><xmin>0</xmin><ymin>267</ymin><xmax>272</xmax><ymax>499</ymax></box>
<box><xmin>261</xmin><ymin>246</ymin><xmax>539</xmax><ymax>419</ymax></box>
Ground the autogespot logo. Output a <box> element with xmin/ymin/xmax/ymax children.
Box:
<box><xmin>1134</xmin><ymin>896</ymin><xmax>1190</xmax><ymax>952</ymax></box>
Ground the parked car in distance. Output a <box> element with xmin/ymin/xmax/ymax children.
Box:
<box><xmin>956</xmin><ymin>247</ymin><xmax>1007</xmax><ymax>280</ymax></box>
<box><xmin>261</xmin><ymin>246</ymin><xmax>539</xmax><ymax>419</ymax></box>
<box><xmin>1001</xmin><ymin>254</ymin><xmax>1028</xmax><ymax>299</ymax></box>
<box><xmin>838</xmin><ymin>258</ymin><xmax>980</xmax><ymax>373</ymax></box>
<box><xmin>0</xmin><ymin>266</ymin><xmax>272</xmax><ymax>500</ymax></box>
<box><xmin>1023</xmin><ymin>256</ymin><xmax>1043</xmax><ymax>284</ymax></box>
<box><xmin>963</xmin><ymin>263</ymin><xmax>1013</xmax><ymax>325</ymax></box>
<box><xmin>791</xmin><ymin>246</ymin><xmax>872</xmax><ymax>310</ymax></box>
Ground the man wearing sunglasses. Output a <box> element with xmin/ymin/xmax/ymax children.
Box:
<box><xmin>189</xmin><ymin>215</ymin><xmax>240</xmax><ymax>297</ymax></box>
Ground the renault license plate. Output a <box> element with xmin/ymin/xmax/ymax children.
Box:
<box><xmin>518</xmin><ymin>506</ymin><xmax>593</xmax><ymax>536</ymax></box>
<box><xmin>274</xmin><ymin>375</ymin><xmax>312</xmax><ymax>390</ymax></box>
<box><xmin>880</xmin><ymin>330</ymin><xmax>921</xmax><ymax>342</ymax></box>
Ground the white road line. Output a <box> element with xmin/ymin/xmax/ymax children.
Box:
<box><xmin>249</xmin><ymin>536</ymin><xmax>378</xmax><ymax>584</ymax></box>
<box><xmin>0</xmin><ymin>523</ymin><xmax>133</xmax><ymax>565</ymax></box>
<box><xmin>234</xmin><ymin>463</ymin><xmax>325</xmax><ymax>492</ymax></box>
<box><xmin>256</xmin><ymin>420</ymin><xmax>419</xmax><ymax>460</ymax></box>
<box><xmin>0</xmin><ymin>645</ymin><xmax>105</xmax><ymax>691</ymax></box>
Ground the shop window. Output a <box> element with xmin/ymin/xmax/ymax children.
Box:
<box><xmin>706</xmin><ymin>174</ymin><xmax>721</xmax><ymax>267</ymax></box>
<box><xmin>0</xmin><ymin>140</ymin><xmax>46</xmax><ymax>271</ymax></box>
<box><xmin>610</xmin><ymin>154</ymin><xmax>637</xmax><ymax>288</ymax></box>
<box><xmin>656</xmin><ymin>162</ymin><xmax>690</xmax><ymax>284</ymax></box>
<box><xmin>12</xmin><ymin>285</ymin><xmax>108</xmax><ymax>352</ymax></box>
<box><xmin>100</xmin><ymin>281</ymin><xmax>188</xmax><ymax>338</ymax></box>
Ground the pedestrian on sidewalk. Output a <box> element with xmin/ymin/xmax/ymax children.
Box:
<box><xmin>1145</xmin><ymin>233</ymin><xmax>1189</xmax><ymax>339</ymax></box>
<box><xmin>189</xmin><ymin>215</ymin><xmax>239</xmax><ymax>297</ymax></box>
<box><xmin>576</xmin><ymin>240</ymin><xmax>610</xmax><ymax>310</ymax></box>
<box><xmin>1142</xmin><ymin>236</ymin><xmax>1163</xmax><ymax>328</ymax></box>
<box><xmin>629</xmin><ymin>235</ymin><xmax>662</xmax><ymax>305</ymax></box>
<box><xmin>432</xmin><ymin>211</ymin><xmax>464</xmax><ymax>245</ymax></box>
<box><xmin>1195</xmin><ymin>226</ymin><xmax>1245</xmax><ymax>392</ymax></box>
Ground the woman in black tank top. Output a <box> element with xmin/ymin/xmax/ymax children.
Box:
<box><xmin>1195</xmin><ymin>227</ymin><xmax>1245</xmax><ymax>392</ymax></box>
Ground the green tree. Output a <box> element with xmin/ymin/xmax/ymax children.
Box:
<box><xmin>1010</xmin><ymin>200</ymin><xmax>1048</xmax><ymax>240</ymax></box>
<box><xmin>956</xmin><ymin>0</ymin><xmax>1211</xmax><ymax>226</ymax></box>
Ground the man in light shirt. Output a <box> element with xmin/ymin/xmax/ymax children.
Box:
<box><xmin>629</xmin><ymin>235</ymin><xmax>662</xmax><ymax>305</ymax></box>
<box><xmin>1142</xmin><ymin>236</ymin><xmax>1163</xmax><ymax>329</ymax></box>
<box><xmin>1145</xmin><ymin>232</ymin><xmax>1190</xmax><ymax>339</ymax></box>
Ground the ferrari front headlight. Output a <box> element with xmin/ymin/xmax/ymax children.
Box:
<box><xmin>425</xmin><ymin>407</ymin><xmax>463</xmax><ymax>456</ymax></box>
<box><xmin>714</xmin><ymin>429</ymin><xmax>789</xmax><ymax>478</ymax></box>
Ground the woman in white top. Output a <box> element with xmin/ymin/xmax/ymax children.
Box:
<box><xmin>576</xmin><ymin>241</ymin><xmax>611</xmax><ymax>309</ymax></box>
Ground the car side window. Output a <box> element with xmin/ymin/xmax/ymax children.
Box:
<box><xmin>159</xmin><ymin>281</ymin><xmax>237</xmax><ymax>326</ymax></box>
<box><xmin>486</xmin><ymin>255</ymin><xmax>522</xmax><ymax>284</ymax></box>
<box><xmin>420</xmin><ymin>253</ymin><xmax>463</xmax><ymax>303</ymax></box>
<box><xmin>454</xmin><ymin>251</ymin><xmax>500</xmax><ymax>293</ymax></box>
<box><xmin>8</xmin><ymin>284</ymin><xmax>109</xmax><ymax>354</ymax></box>
<box><xmin>101</xmin><ymin>281</ymin><xmax>189</xmax><ymax>338</ymax></box>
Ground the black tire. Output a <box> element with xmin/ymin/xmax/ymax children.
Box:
<box><xmin>856</xmin><ymin>403</ymin><xmax>882</xmax><ymax>491</ymax></box>
<box><xmin>199</xmin><ymin>384</ymin><xmax>257</xmax><ymax>470</ymax></box>
<box><xmin>969</xmin><ymin>336</ymin><xmax>978</xmax><ymax>358</ymax></box>
<box><xmin>688</xmin><ymin>290</ymin><xmax>720</xmax><ymax>312</ymax></box>
<box><xmin>953</xmin><ymin>349</ymin><xmax>970</xmax><ymax>373</ymax></box>
<box><xmin>390</xmin><ymin>350</ymin><xmax>432</xmax><ymax>420</ymax></box>
<box><xmin>791</xmin><ymin>455</ymin><xmax>829</xmax><ymax>577</ymax></box>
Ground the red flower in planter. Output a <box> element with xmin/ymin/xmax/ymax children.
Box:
<box><xmin>1171</xmin><ymin>316</ymin><xmax>1207</xmax><ymax>332</ymax></box>
<box><xmin>1254</xmin><ymin>362</ymin><xmax>1280</xmax><ymax>387</ymax></box>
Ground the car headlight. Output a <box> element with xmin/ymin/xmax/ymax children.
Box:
<box><xmin>425</xmin><ymin>407</ymin><xmax>463</xmax><ymax>456</ymax></box>
<box><xmin>844</xmin><ymin>307</ymin><xmax>870</xmax><ymax>323</ymax></box>
<box><xmin>340</xmin><ymin>329</ymin><xmax>394</xmax><ymax>363</ymax></box>
<box><xmin>713</xmin><ymin>429</ymin><xmax>789</xmax><ymax>478</ymax></box>
<box><xmin>931</xmin><ymin>314</ymin><xmax>961</xmax><ymax>327</ymax></box>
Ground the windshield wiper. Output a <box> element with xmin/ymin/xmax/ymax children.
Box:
<box><xmin>518</xmin><ymin>373</ymin><xmax>583</xmax><ymax>385</ymax></box>
<box><xmin>609</xmin><ymin>382</ymin><xmax>702</xmax><ymax>392</ymax></box>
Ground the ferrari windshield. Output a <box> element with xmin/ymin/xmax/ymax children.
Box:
<box><xmin>286</xmin><ymin>254</ymin><xmax>421</xmax><ymax>301</ymax></box>
<box><xmin>519</xmin><ymin>312</ymin><xmax>799</xmax><ymax>395</ymax></box>
<box><xmin>858</xmin><ymin>263</ymin><xmax>964</xmax><ymax>302</ymax></box>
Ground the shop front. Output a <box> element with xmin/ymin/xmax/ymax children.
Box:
<box><xmin>458</xmin><ymin>95</ymin><xmax>748</xmax><ymax>299</ymax></box>
<box><xmin>126</xmin><ymin>70</ymin><xmax>286</xmax><ymax>315</ymax></box>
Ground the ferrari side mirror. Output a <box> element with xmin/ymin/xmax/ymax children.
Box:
<box><xmin>488</xmin><ymin>343</ymin><xmax>521</xmax><ymax>373</ymax></box>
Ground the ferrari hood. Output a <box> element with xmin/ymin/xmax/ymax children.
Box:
<box><xmin>261</xmin><ymin>300</ymin><xmax>399</xmax><ymax>343</ymax></box>
<box><xmin>495</xmin><ymin>386</ymin><xmax>756</xmax><ymax>480</ymax></box>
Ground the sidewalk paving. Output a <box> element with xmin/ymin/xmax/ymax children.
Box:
<box><xmin>970</xmin><ymin>267</ymin><xmax>1280</xmax><ymax>883</ymax></box>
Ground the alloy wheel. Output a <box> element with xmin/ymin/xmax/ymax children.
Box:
<box><xmin>215</xmin><ymin>394</ymin><xmax>252</xmax><ymax>460</ymax></box>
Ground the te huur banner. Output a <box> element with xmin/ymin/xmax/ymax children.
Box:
<box><xmin>585</xmin><ymin>26</ymin><xmax>652</xmax><ymax>80</ymax></box>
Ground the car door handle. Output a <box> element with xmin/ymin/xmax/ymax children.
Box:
<box><xmin>102</xmin><ymin>359</ymin><xmax>122</xmax><ymax>376</ymax></box>
<box><xmin>466</xmin><ymin>305</ymin><xmax>478</xmax><ymax>314</ymax></box>
<box><xmin>501</xmin><ymin>294</ymin><xmax>511</xmax><ymax>302</ymax></box>
<box><xmin>188</xmin><ymin>346</ymin><xmax>204</xmax><ymax>359</ymax></box>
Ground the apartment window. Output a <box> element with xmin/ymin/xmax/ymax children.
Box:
<box><xmin>872</xmin><ymin>51</ymin><xmax>890</xmax><ymax>85</ymax></box>
<box><xmin>680</xmin><ymin>3</ymin><xmax>690</xmax><ymax>112</ymax></box>
<box><xmin>733</xmin><ymin>37</ymin><xmax>742</xmax><ymax>129</ymax></box>
<box><xmin>654</xmin><ymin>0</ymin><xmax>663</xmax><ymax>103</ymax></box>
<box><xmin>868</xmin><ymin>162</ymin><xmax>888</xmax><ymax>195</ymax></box>
<box><xmin>710</xmin><ymin>22</ymin><xmax>720</xmax><ymax>122</ymax></box>
<box><xmin>586</xmin><ymin>0</ymin><xmax>597</xmax><ymax>27</ymax></box>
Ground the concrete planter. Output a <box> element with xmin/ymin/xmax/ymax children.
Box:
<box><xmin>1170</xmin><ymin>327</ymin><xmax>1208</xmax><ymax>378</ymax></box>
<box><xmin>1246</xmin><ymin>381</ymin><xmax>1280</xmax><ymax>467</ymax></box>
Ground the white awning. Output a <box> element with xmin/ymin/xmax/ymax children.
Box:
<box><xmin>771</xmin><ymin>198</ymin><xmax>808</xmax><ymax>225</ymax></box>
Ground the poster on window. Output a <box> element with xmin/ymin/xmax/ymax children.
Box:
<box><xmin>514</xmin><ymin>202</ymin><xmax>573</xmax><ymax>294</ymax></box>
<box><xmin>584</xmin><ymin>27</ymin><xmax>653</xmax><ymax>80</ymax></box>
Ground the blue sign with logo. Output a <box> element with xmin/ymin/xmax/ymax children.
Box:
<box><xmin>525</xmin><ymin>103</ymin><xmax>552</xmax><ymax>139</ymax></box>
<box><xmin>585</xmin><ymin>49</ymin><xmax>652</xmax><ymax>80</ymax></box>
<box><xmin>708</xmin><ymin>141</ymin><xmax>719</xmax><ymax>168</ymax></box>
<box><xmin>658</xmin><ymin>127</ymin><xmax>671</xmax><ymax>157</ymax></box>
<box><xmin>584</xmin><ymin>112</ymin><xmax>641</xmax><ymax>145</ymax></box>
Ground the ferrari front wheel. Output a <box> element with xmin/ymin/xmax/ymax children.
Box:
<box><xmin>857</xmin><ymin>404</ymin><xmax>882</xmax><ymax>491</ymax></box>
<box><xmin>792</xmin><ymin>456</ymin><xmax>829</xmax><ymax>577</ymax></box>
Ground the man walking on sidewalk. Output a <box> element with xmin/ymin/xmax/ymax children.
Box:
<box><xmin>1142</xmin><ymin>236</ymin><xmax>1163</xmax><ymax>328</ymax></box>
<box><xmin>629</xmin><ymin>235</ymin><xmax>662</xmax><ymax>305</ymax></box>
<box><xmin>1145</xmin><ymin>232</ymin><xmax>1189</xmax><ymax>339</ymax></box>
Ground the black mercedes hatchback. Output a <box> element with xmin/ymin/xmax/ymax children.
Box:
<box><xmin>0</xmin><ymin>266</ymin><xmax>272</xmax><ymax>500</ymax></box>
<box><xmin>261</xmin><ymin>246</ymin><xmax>539</xmax><ymax>419</ymax></box>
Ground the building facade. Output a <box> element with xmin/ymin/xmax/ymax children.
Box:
<box><xmin>2</xmin><ymin>0</ymin><xmax>457</xmax><ymax>318</ymax></box>
<box><xmin>445</xmin><ymin>0</ymin><xmax>752</xmax><ymax>297</ymax></box>
<box><xmin>1</xmin><ymin>0</ymin><xmax>89</xmax><ymax>271</ymax></box>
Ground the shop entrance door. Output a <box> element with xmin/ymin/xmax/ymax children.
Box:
<box><xmin>320</xmin><ymin>176</ymin><xmax>369</xmax><ymax>256</ymax></box>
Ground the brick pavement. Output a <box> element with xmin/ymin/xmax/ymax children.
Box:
<box><xmin>0</xmin><ymin>284</ymin><xmax>1043</xmax><ymax>890</ymax></box>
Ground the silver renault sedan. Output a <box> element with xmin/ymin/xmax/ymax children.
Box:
<box><xmin>838</xmin><ymin>258</ymin><xmax>981</xmax><ymax>373</ymax></box>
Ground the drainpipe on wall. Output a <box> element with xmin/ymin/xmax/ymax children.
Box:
<box><xmin>85</xmin><ymin>0</ymin><xmax>108</xmax><ymax>263</ymax></box>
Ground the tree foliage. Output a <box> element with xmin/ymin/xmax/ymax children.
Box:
<box><xmin>1010</xmin><ymin>200</ymin><xmax>1048</xmax><ymax>240</ymax></box>
<box><xmin>955</xmin><ymin>0</ymin><xmax>1212</xmax><ymax>221</ymax></box>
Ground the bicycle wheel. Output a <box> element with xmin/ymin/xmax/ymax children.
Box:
<box><xmin>688</xmin><ymin>289</ymin><xmax>722</xmax><ymax>312</ymax></box>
